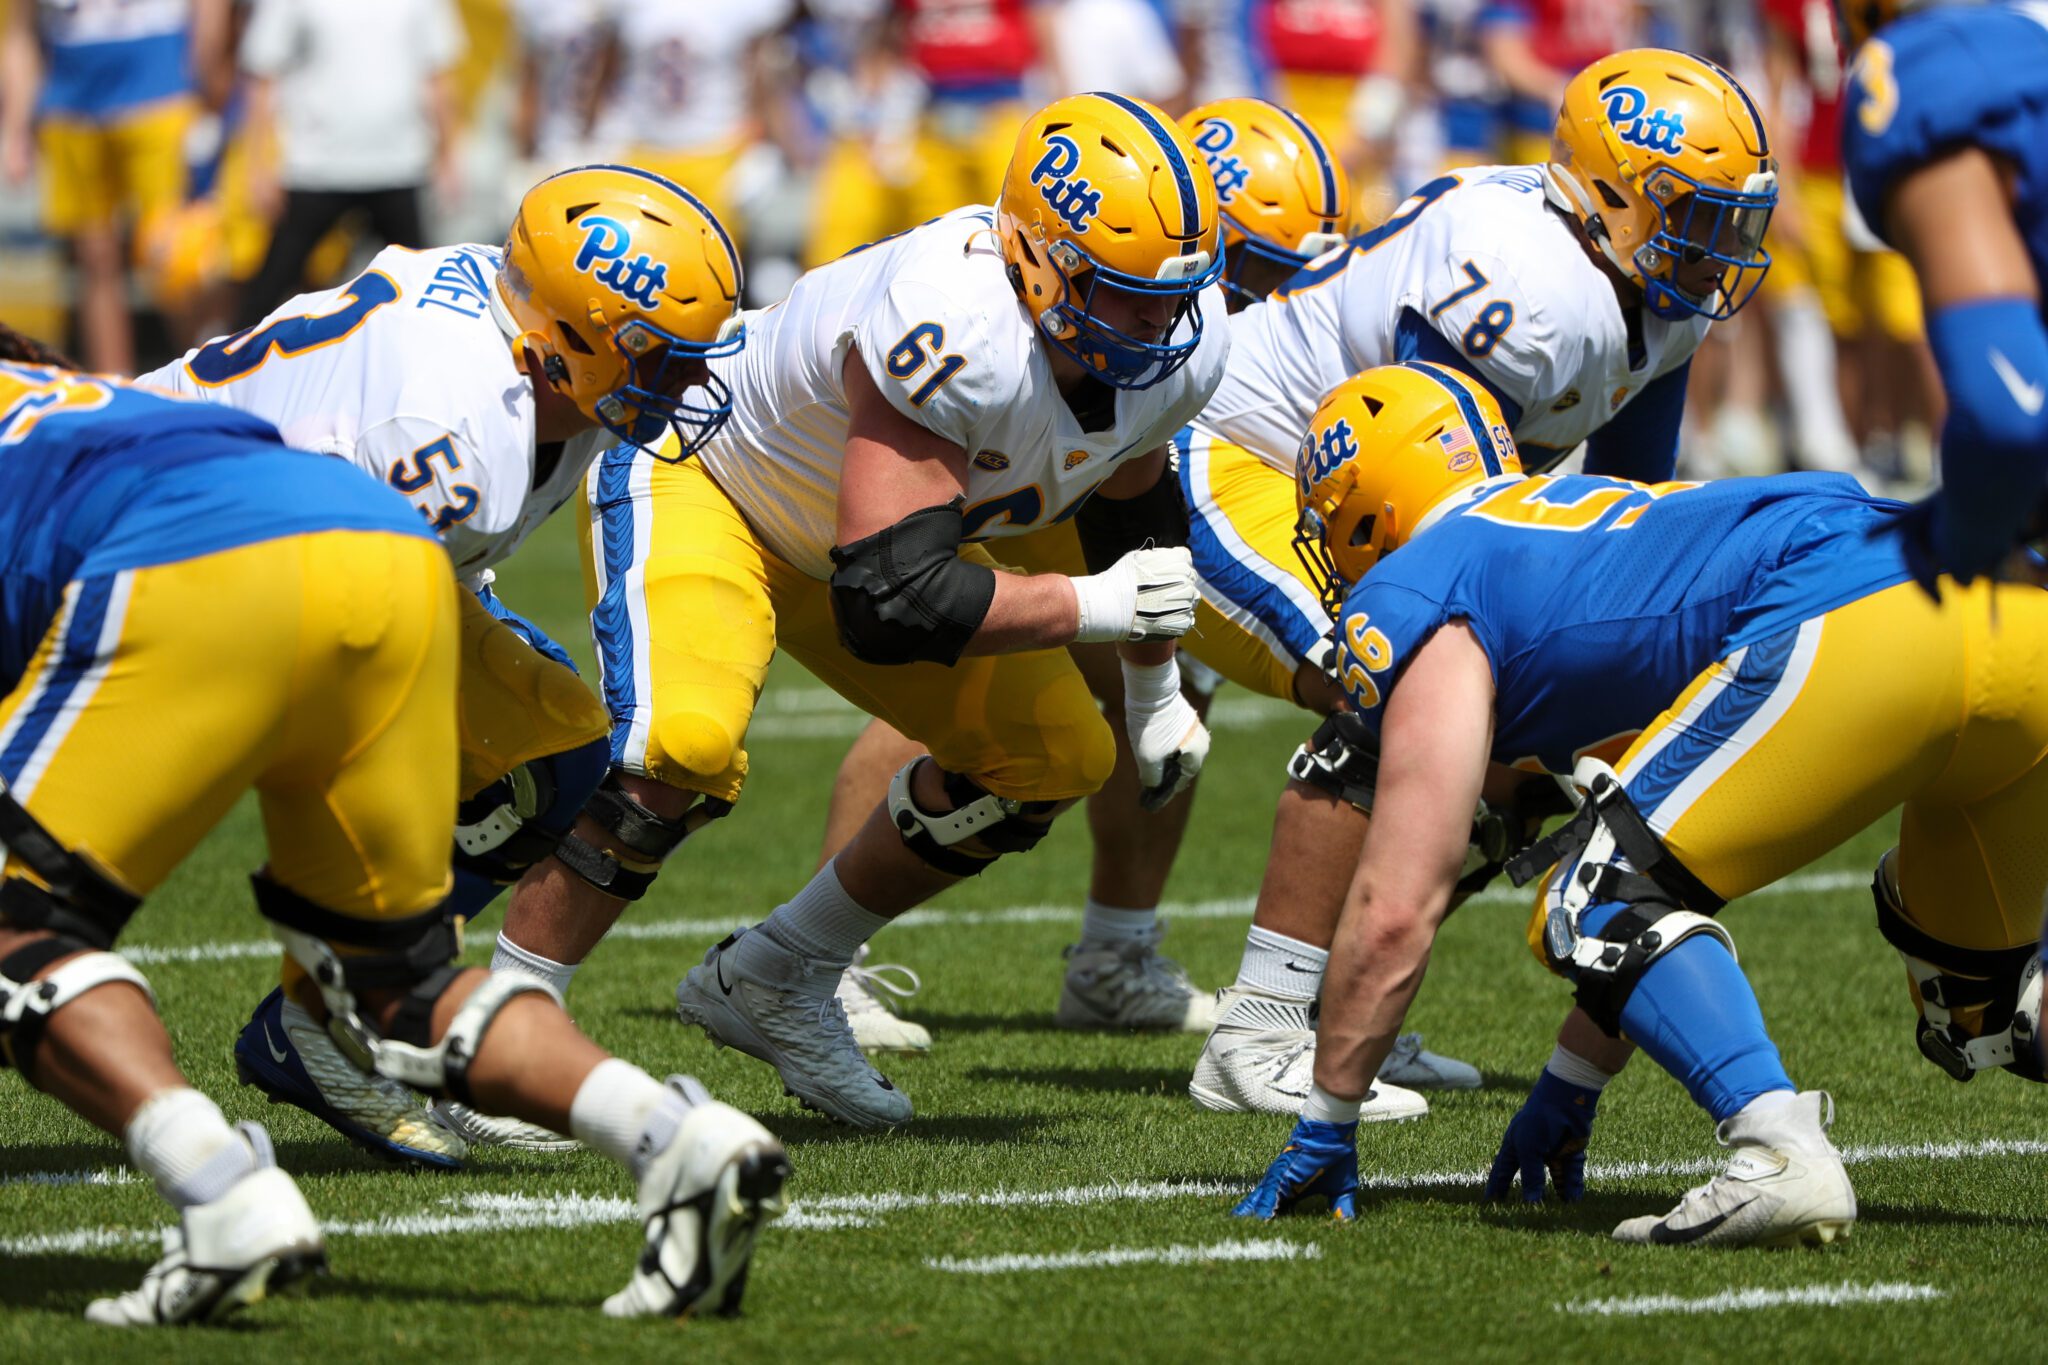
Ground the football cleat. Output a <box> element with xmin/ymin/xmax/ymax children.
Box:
<box><xmin>85</xmin><ymin>1122</ymin><xmax>326</xmax><ymax>1327</ymax></box>
<box><xmin>1056</xmin><ymin>924</ymin><xmax>1216</xmax><ymax>1032</ymax></box>
<box><xmin>1232</xmin><ymin>1116</ymin><xmax>1360</xmax><ymax>1220</ymax></box>
<box><xmin>837</xmin><ymin>945</ymin><xmax>932</xmax><ymax>1054</ymax></box>
<box><xmin>430</xmin><ymin>1100</ymin><xmax>580</xmax><ymax>1153</ymax></box>
<box><xmin>1378</xmin><ymin>1032</ymin><xmax>1483</xmax><ymax>1090</ymax></box>
<box><xmin>233</xmin><ymin>988</ymin><xmax>467</xmax><ymax>1169</ymax></box>
<box><xmin>1190</xmin><ymin>989</ymin><xmax>1428</xmax><ymax>1121</ymax></box>
<box><xmin>675</xmin><ymin>927</ymin><xmax>913</xmax><ymax>1129</ymax></box>
<box><xmin>603</xmin><ymin>1077</ymin><xmax>791</xmax><ymax>1320</ymax></box>
<box><xmin>1612</xmin><ymin>1091</ymin><xmax>1856</xmax><ymax>1248</ymax></box>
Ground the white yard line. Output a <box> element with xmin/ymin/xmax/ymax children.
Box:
<box><xmin>112</xmin><ymin>871</ymin><xmax>1866</xmax><ymax>968</ymax></box>
<box><xmin>927</xmin><ymin>1238</ymin><xmax>1319</xmax><ymax>1274</ymax></box>
<box><xmin>6</xmin><ymin>1135</ymin><xmax>2040</xmax><ymax>1259</ymax></box>
<box><xmin>748</xmin><ymin>695</ymin><xmax>1300</xmax><ymax>742</ymax></box>
<box><xmin>1560</xmin><ymin>1281</ymin><xmax>1945</xmax><ymax>1317</ymax></box>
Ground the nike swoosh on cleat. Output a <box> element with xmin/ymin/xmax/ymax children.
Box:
<box><xmin>1648</xmin><ymin>1197</ymin><xmax>1754</xmax><ymax>1245</ymax></box>
<box><xmin>714</xmin><ymin>952</ymin><xmax>734</xmax><ymax>996</ymax></box>
<box><xmin>264</xmin><ymin>1021</ymin><xmax>290</xmax><ymax>1065</ymax></box>
<box><xmin>1991</xmin><ymin>347</ymin><xmax>2046</xmax><ymax>416</ymax></box>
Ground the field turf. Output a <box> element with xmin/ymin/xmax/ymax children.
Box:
<box><xmin>3</xmin><ymin>514</ymin><xmax>2044</xmax><ymax>1362</ymax></box>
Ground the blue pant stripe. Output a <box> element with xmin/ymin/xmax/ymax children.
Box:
<box><xmin>0</xmin><ymin>575</ymin><xmax>116</xmax><ymax>784</ymax></box>
<box><xmin>1625</xmin><ymin>627</ymin><xmax>1799</xmax><ymax>818</ymax></box>
<box><xmin>589</xmin><ymin>450</ymin><xmax>642</xmax><ymax>766</ymax></box>
<box><xmin>1179</xmin><ymin>454</ymin><xmax>1328</xmax><ymax>664</ymax></box>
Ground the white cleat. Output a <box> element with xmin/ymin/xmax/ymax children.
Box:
<box><xmin>430</xmin><ymin>1100</ymin><xmax>579</xmax><ymax>1152</ymax></box>
<box><xmin>837</xmin><ymin>945</ymin><xmax>932</xmax><ymax>1054</ymax></box>
<box><xmin>603</xmin><ymin>1077</ymin><xmax>791</xmax><ymax>1320</ymax></box>
<box><xmin>1612</xmin><ymin>1091</ymin><xmax>1857</xmax><ymax>1248</ymax></box>
<box><xmin>1378</xmin><ymin>1032</ymin><xmax>1483</xmax><ymax>1090</ymax></box>
<box><xmin>676</xmin><ymin>927</ymin><xmax>913</xmax><ymax>1130</ymax></box>
<box><xmin>1057</xmin><ymin>924</ymin><xmax>1216</xmax><ymax>1032</ymax></box>
<box><xmin>85</xmin><ymin>1122</ymin><xmax>326</xmax><ymax>1327</ymax></box>
<box><xmin>1189</xmin><ymin>988</ymin><xmax>1428</xmax><ymax>1121</ymax></box>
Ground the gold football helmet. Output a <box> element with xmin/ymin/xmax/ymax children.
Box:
<box><xmin>1546</xmin><ymin>49</ymin><xmax>1779</xmax><ymax>321</ymax></box>
<box><xmin>1294</xmin><ymin>362</ymin><xmax>1522</xmax><ymax>612</ymax></box>
<box><xmin>997</xmin><ymin>93</ymin><xmax>1223</xmax><ymax>389</ymax></box>
<box><xmin>495</xmin><ymin>164</ymin><xmax>744</xmax><ymax>456</ymax></box>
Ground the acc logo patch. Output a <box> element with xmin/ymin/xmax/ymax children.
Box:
<box><xmin>1600</xmin><ymin>85</ymin><xmax>1686</xmax><ymax>157</ymax></box>
<box><xmin>1610</xmin><ymin>386</ymin><xmax>1631</xmax><ymax>410</ymax></box>
<box><xmin>1550</xmin><ymin>388</ymin><xmax>1581</xmax><ymax>412</ymax></box>
<box><xmin>1300</xmin><ymin>418</ymin><xmax>1359</xmax><ymax>487</ymax></box>
<box><xmin>574</xmin><ymin>215</ymin><xmax>669</xmax><ymax>308</ymax></box>
<box><xmin>973</xmin><ymin>449</ymin><xmax>1011</xmax><ymax>471</ymax></box>
<box><xmin>1030</xmin><ymin>134</ymin><xmax>1104</xmax><ymax>233</ymax></box>
<box><xmin>1192</xmin><ymin>119</ymin><xmax>1251</xmax><ymax>203</ymax></box>
<box><xmin>1064</xmin><ymin>448</ymin><xmax>1090</xmax><ymax>470</ymax></box>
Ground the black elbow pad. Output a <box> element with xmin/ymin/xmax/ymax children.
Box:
<box><xmin>828</xmin><ymin>502</ymin><xmax>997</xmax><ymax>665</ymax></box>
<box><xmin>1074</xmin><ymin>461</ymin><xmax>1192</xmax><ymax>574</ymax></box>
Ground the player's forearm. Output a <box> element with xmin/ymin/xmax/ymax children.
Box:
<box><xmin>959</xmin><ymin>570</ymin><xmax>1084</xmax><ymax>656</ymax></box>
<box><xmin>0</xmin><ymin>24</ymin><xmax>39</xmax><ymax>145</ymax></box>
<box><xmin>1313</xmin><ymin>891</ymin><xmax>1443</xmax><ymax>1100</ymax></box>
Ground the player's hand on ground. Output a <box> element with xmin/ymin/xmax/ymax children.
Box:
<box><xmin>1232</xmin><ymin>1117</ymin><xmax>1360</xmax><ymax>1221</ymax></box>
<box><xmin>1120</xmin><ymin>658</ymin><xmax>1211</xmax><ymax>809</ymax></box>
<box><xmin>1071</xmin><ymin>546</ymin><xmax>1199</xmax><ymax>643</ymax></box>
<box><xmin>1484</xmin><ymin>1068</ymin><xmax>1600</xmax><ymax>1203</ymax></box>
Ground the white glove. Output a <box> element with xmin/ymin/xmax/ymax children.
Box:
<box><xmin>1070</xmin><ymin>546</ymin><xmax>1200</xmax><ymax>644</ymax></box>
<box><xmin>1122</xmin><ymin>658</ymin><xmax>1212</xmax><ymax>810</ymax></box>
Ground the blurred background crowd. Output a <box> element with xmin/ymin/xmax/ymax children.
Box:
<box><xmin>0</xmin><ymin>0</ymin><xmax>1939</xmax><ymax>490</ymax></box>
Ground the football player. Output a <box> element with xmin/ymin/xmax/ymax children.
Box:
<box><xmin>814</xmin><ymin>96</ymin><xmax>1352</xmax><ymax>1051</ymax></box>
<box><xmin>1184</xmin><ymin>48</ymin><xmax>1780</xmax><ymax>1117</ymax></box>
<box><xmin>0</xmin><ymin>335</ymin><xmax>787</xmax><ymax>1324</ymax></box>
<box><xmin>1234</xmin><ymin>363</ymin><xmax>2047</xmax><ymax>1247</ymax></box>
<box><xmin>139</xmin><ymin>164</ymin><xmax>744</xmax><ymax>1163</ymax></box>
<box><xmin>491</xmin><ymin>92</ymin><xmax>1227</xmax><ymax>1129</ymax></box>
<box><xmin>1836</xmin><ymin>2</ymin><xmax>2048</xmax><ymax>582</ymax></box>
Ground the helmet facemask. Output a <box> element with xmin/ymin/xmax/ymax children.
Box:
<box><xmin>591</xmin><ymin>314</ymin><xmax>746</xmax><ymax>458</ymax></box>
<box><xmin>1633</xmin><ymin>166</ymin><xmax>1778</xmax><ymax>321</ymax></box>
<box><xmin>1037</xmin><ymin>237</ymin><xmax>1223</xmax><ymax>389</ymax></box>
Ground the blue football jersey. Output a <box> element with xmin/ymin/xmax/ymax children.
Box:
<box><xmin>1331</xmin><ymin>474</ymin><xmax>1915</xmax><ymax>773</ymax></box>
<box><xmin>1842</xmin><ymin>1</ymin><xmax>2048</xmax><ymax>280</ymax></box>
<box><xmin>0</xmin><ymin>365</ymin><xmax>433</xmax><ymax>689</ymax></box>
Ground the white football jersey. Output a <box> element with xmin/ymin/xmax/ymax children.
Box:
<box><xmin>141</xmin><ymin>243</ymin><xmax>595</xmax><ymax>580</ymax></box>
<box><xmin>694</xmin><ymin>206</ymin><xmax>1233</xmax><ymax>580</ymax></box>
<box><xmin>1200</xmin><ymin>164</ymin><xmax>1711</xmax><ymax>472</ymax></box>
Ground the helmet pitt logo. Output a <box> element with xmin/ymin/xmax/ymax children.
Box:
<box><xmin>1600</xmin><ymin>85</ymin><xmax>1686</xmax><ymax>157</ymax></box>
<box><xmin>1192</xmin><ymin>120</ymin><xmax>1251</xmax><ymax>203</ymax></box>
<box><xmin>573</xmin><ymin>214</ymin><xmax>669</xmax><ymax>309</ymax></box>
<box><xmin>1030</xmin><ymin>134</ymin><xmax>1104</xmax><ymax>233</ymax></box>
<box><xmin>1300</xmin><ymin>418</ymin><xmax>1360</xmax><ymax>488</ymax></box>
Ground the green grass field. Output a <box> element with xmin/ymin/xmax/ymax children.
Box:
<box><xmin>3</xmin><ymin>514</ymin><xmax>2044</xmax><ymax>1363</ymax></box>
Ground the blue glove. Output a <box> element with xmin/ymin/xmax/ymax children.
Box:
<box><xmin>1232</xmin><ymin>1117</ymin><xmax>1359</xmax><ymax>1221</ymax></box>
<box><xmin>1484</xmin><ymin>1068</ymin><xmax>1600</xmax><ymax>1204</ymax></box>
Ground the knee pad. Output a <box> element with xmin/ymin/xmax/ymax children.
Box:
<box><xmin>649</xmin><ymin>709</ymin><xmax>748</xmax><ymax>797</ymax></box>
<box><xmin>552</xmin><ymin>771</ymin><xmax>728</xmax><ymax>903</ymax></box>
<box><xmin>1873</xmin><ymin>853</ymin><xmax>2046</xmax><ymax>1083</ymax></box>
<box><xmin>1509</xmin><ymin>759</ymin><xmax>1733</xmax><ymax>1036</ymax></box>
<box><xmin>0</xmin><ymin>938</ymin><xmax>156</xmax><ymax>1075</ymax></box>
<box><xmin>453</xmin><ymin>735</ymin><xmax>611</xmax><ymax>885</ymax></box>
<box><xmin>0</xmin><ymin>778</ymin><xmax>142</xmax><ymax>949</ymax></box>
<box><xmin>886</xmin><ymin>758</ymin><xmax>1056</xmax><ymax>877</ymax></box>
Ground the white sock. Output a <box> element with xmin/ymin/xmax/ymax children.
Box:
<box><xmin>757</xmin><ymin>860</ymin><xmax>887</xmax><ymax>967</ymax></box>
<box><xmin>125</xmin><ymin>1088</ymin><xmax>253</xmax><ymax>1210</ymax></box>
<box><xmin>493</xmin><ymin>933</ymin><xmax>579</xmax><ymax>998</ymax></box>
<box><xmin>1235</xmin><ymin>926</ymin><xmax>1327</xmax><ymax>1003</ymax></box>
<box><xmin>569</xmin><ymin>1058</ymin><xmax>688</xmax><ymax>1180</ymax></box>
<box><xmin>1080</xmin><ymin>899</ymin><xmax>1156</xmax><ymax>945</ymax></box>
